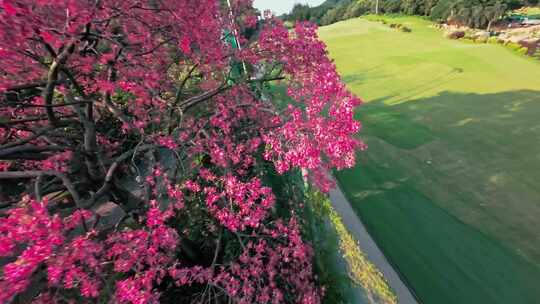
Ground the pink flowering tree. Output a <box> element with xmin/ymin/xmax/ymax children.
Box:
<box><xmin>0</xmin><ymin>0</ymin><xmax>364</xmax><ymax>303</ymax></box>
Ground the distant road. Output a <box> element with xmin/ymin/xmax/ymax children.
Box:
<box><xmin>329</xmin><ymin>182</ymin><xmax>418</xmax><ymax>304</ymax></box>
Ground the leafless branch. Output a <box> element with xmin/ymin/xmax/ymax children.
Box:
<box><xmin>42</xmin><ymin>41</ymin><xmax>76</xmax><ymax>126</ymax></box>
<box><xmin>0</xmin><ymin>127</ymin><xmax>54</xmax><ymax>150</ymax></box>
<box><xmin>0</xmin><ymin>144</ymin><xmax>65</xmax><ymax>159</ymax></box>
<box><xmin>92</xmin><ymin>144</ymin><xmax>157</xmax><ymax>204</ymax></box>
<box><xmin>0</xmin><ymin>171</ymin><xmax>82</xmax><ymax>207</ymax></box>
<box><xmin>4</xmin><ymin>100</ymin><xmax>92</xmax><ymax>108</ymax></box>
<box><xmin>66</xmin><ymin>92</ymin><xmax>101</xmax><ymax>180</ymax></box>
<box><xmin>0</xmin><ymin>114</ymin><xmax>77</xmax><ymax>126</ymax></box>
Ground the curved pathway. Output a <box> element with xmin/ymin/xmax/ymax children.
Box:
<box><xmin>329</xmin><ymin>182</ymin><xmax>419</xmax><ymax>304</ymax></box>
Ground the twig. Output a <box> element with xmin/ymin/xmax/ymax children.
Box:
<box><xmin>0</xmin><ymin>144</ymin><xmax>65</xmax><ymax>160</ymax></box>
<box><xmin>0</xmin><ymin>127</ymin><xmax>54</xmax><ymax>150</ymax></box>
<box><xmin>0</xmin><ymin>200</ymin><xmax>19</xmax><ymax>209</ymax></box>
<box><xmin>179</xmin><ymin>76</ymin><xmax>285</xmax><ymax>111</ymax></box>
<box><xmin>66</xmin><ymin>92</ymin><xmax>101</xmax><ymax>180</ymax></box>
<box><xmin>4</xmin><ymin>82</ymin><xmax>49</xmax><ymax>91</ymax></box>
<box><xmin>92</xmin><ymin>144</ymin><xmax>157</xmax><ymax>204</ymax></box>
<box><xmin>5</xmin><ymin>100</ymin><xmax>92</xmax><ymax>108</ymax></box>
<box><xmin>179</xmin><ymin>85</ymin><xmax>229</xmax><ymax>110</ymax></box>
<box><xmin>0</xmin><ymin>171</ymin><xmax>82</xmax><ymax>208</ymax></box>
<box><xmin>235</xmin><ymin>232</ymin><xmax>246</xmax><ymax>252</ymax></box>
<box><xmin>211</xmin><ymin>230</ymin><xmax>222</xmax><ymax>268</ymax></box>
<box><xmin>34</xmin><ymin>173</ymin><xmax>44</xmax><ymax>201</ymax></box>
<box><xmin>0</xmin><ymin>114</ymin><xmax>77</xmax><ymax>126</ymax></box>
<box><xmin>42</xmin><ymin>41</ymin><xmax>76</xmax><ymax>126</ymax></box>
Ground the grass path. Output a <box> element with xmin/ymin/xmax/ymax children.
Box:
<box><xmin>319</xmin><ymin>16</ymin><xmax>540</xmax><ymax>304</ymax></box>
<box><xmin>328</xmin><ymin>183</ymin><xmax>416</xmax><ymax>304</ymax></box>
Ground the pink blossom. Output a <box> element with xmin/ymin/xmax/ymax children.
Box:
<box><xmin>179</xmin><ymin>36</ymin><xmax>191</xmax><ymax>54</ymax></box>
<box><xmin>0</xmin><ymin>0</ymin><xmax>363</xmax><ymax>302</ymax></box>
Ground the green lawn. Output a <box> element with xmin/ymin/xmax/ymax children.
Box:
<box><xmin>319</xmin><ymin>16</ymin><xmax>540</xmax><ymax>304</ymax></box>
<box><xmin>520</xmin><ymin>6</ymin><xmax>540</xmax><ymax>18</ymax></box>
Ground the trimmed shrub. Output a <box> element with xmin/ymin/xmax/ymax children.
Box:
<box><xmin>504</xmin><ymin>42</ymin><xmax>530</xmax><ymax>56</ymax></box>
<box><xmin>475</xmin><ymin>36</ymin><xmax>488</xmax><ymax>43</ymax></box>
<box><xmin>446</xmin><ymin>30</ymin><xmax>465</xmax><ymax>39</ymax></box>
<box><xmin>516</xmin><ymin>47</ymin><xmax>529</xmax><ymax>56</ymax></box>
<box><xmin>464</xmin><ymin>31</ymin><xmax>475</xmax><ymax>40</ymax></box>
<box><xmin>401</xmin><ymin>26</ymin><xmax>412</xmax><ymax>33</ymax></box>
<box><xmin>533</xmin><ymin>48</ymin><xmax>540</xmax><ymax>60</ymax></box>
<box><xmin>487</xmin><ymin>36</ymin><xmax>500</xmax><ymax>44</ymax></box>
<box><xmin>506</xmin><ymin>41</ymin><xmax>523</xmax><ymax>51</ymax></box>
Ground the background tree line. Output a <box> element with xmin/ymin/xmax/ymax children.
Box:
<box><xmin>284</xmin><ymin>0</ymin><xmax>539</xmax><ymax>27</ymax></box>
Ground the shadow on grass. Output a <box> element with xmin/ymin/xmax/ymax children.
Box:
<box><xmin>359</xmin><ymin>90</ymin><xmax>540</xmax><ymax>152</ymax></box>
<box><xmin>338</xmin><ymin>89</ymin><xmax>540</xmax><ymax>304</ymax></box>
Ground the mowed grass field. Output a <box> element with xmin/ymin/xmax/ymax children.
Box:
<box><xmin>319</xmin><ymin>16</ymin><xmax>540</xmax><ymax>304</ymax></box>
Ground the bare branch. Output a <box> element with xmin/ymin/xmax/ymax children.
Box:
<box><xmin>0</xmin><ymin>114</ymin><xmax>77</xmax><ymax>126</ymax></box>
<box><xmin>0</xmin><ymin>171</ymin><xmax>82</xmax><ymax>207</ymax></box>
<box><xmin>4</xmin><ymin>82</ymin><xmax>49</xmax><ymax>91</ymax></box>
<box><xmin>179</xmin><ymin>76</ymin><xmax>285</xmax><ymax>111</ymax></box>
<box><xmin>34</xmin><ymin>173</ymin><xmax>44</xmax><ymax>201</ymax></box>
<box><xmin>4</xmin><ymin>100</ymin><xmax>92</xmax><ymax>108</ymax></box>
<box><xmin>0</xmin><ymin>127</ymin><xmax>54</xmax><ymax>150</ymax></box>
<box><xmin>66</xmin><ymin>92</ymin><xmax>101</xmax><ymax>180</ymax></box>
<box><xmin>173</xmin><ymin>64</ymin><xmax>199</xmax><ymax>107</ymax></box>
<box><xmin>42</xmin><ymin>41</ymin><xmax>76</xmax><ymax>126</ymax></box>
<box><xmin>92</xmin><ymin>144</ymin><xmax>157</xmax><ymax>204</ymax></box>
<box><xmin>180</xmin><ymin>85</ymin><xmax>229</xmax><ymax>111</ymax></box>
<box><xmin>0</xmin><ymin>144</ymin><xmax>65</xmax><ymax>159</ymax></box>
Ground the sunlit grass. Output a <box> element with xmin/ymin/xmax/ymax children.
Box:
<box><xmin>306</xmin><ymin>191</ymin><xmax>396</xmax><ymax>304</ymax></box>
<box><xmin>319</xmin><ymin>16</ymin><xmax>540</xmax><ymax>304</ymax></box>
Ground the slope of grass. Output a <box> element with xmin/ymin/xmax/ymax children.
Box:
<box><xmin>262</xmin><ymin>113</ymin><xmax>395</xmax><ymax>303</ymax></box>
<box><xmin>319</xmin><ymin>16</ymin><xmax>540</xmax><ymax>304</ymax></box>
<box><xmin>516</xmin><ymin>6</ymin><xmax>540</xmax><ymax>18</ymax></box>
<box><xmin>305</xmin><ymin>190</ymin><xmax>396</xmax><ymax>304</ymax></box>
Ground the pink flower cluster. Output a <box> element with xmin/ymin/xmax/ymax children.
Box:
<box><xmin>40</xmin><ymin>151</ymin><xmax>72</xmax><ymax>173</ymax></box>
<box><xmin>202</xmin><ymin>174</ymin><xmax>275</xmax><ymax>232</ymax></box>
<box><xmin>167</xmin><ymin>217</ymin><xmax>321</xmax><ymax>304</ymax></box>
<box><xmin>47</xmin><ymin>236</ymin><xmax>104</xmax><ymax>298</ymax></box>
<box><xmin>0</xmin><ymin>197</ymin><xmax>92</xmax><ymax>302</ymax></box>
<box><xmin>213</xmin><ymin>218</ymin><xmax>321</xmax><ymax>304</ymax></box>
<box><xmin>251</xmin><ymin>20</ymin><xmax>366</xmax><ymax>191</ymax></box>
<box><xmin>0</xmin><ymin>0</ymin><xmax>365</xmax><ymax>302</ymax></box>
<box><xmin>0</xmin><ymin>196</ymin><xmax>179</xmax><ymax>303</ymax></box>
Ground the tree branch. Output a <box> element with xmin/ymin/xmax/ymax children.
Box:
<box><xmin>0</xmin><ymin>127</ymin><xmax>54</xmax><ymax>150</ymax></box>
<box><xmin>178</xmin><ymin>76</ymin><xmax>285</xmax><ymax>111</ymax></box>
<box><xmin>0</xmin><ymin>114</ymin><xmax>77</xmax><ymax>126</ymax></box>
<box><xmin>4</xmin><ymin>82</ymin><xmax>50</xmax><ymax>91</ymax></box>
<box><xmin>66</xmin><ymin>92</ymin><xmax>101</xmax><ymax>180</ymax></box>
<box><xmin>4</xmin><ymin>100</ymin><xmax>92</xmax><ymax>108</ymax></box>
<box><xmin>92</xmin><ymin>144</ymin><xmax>157</xmax><ymax>204</ymax></box>
<box><xmin>0</xmin><ymin>144</ymin><xmax>65</xmax><ymax>159</ymax></box>
<box><xmin>179</xmin><ymin>85</ymin><xmax>229</xmax><ymax>111</ymax></box>
<box><xmin>0</xmin><ymin>171</ymin><xmax>82</xmax><ymax>207</ymax></box>
<box><xmin>42</xmin><ymin>41</ymin><xmax>76</xmax><ymax>126</ymax></box>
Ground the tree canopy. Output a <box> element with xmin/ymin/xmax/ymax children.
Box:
<box><xmin>0</xmin><ymin>0</ymin><xmax>364</xmax><ymax>303</ymax></box>
<box><xmin>284</xmin><ymin>0</ymin><xmax>537</xmax><ymax>27</ymax></box>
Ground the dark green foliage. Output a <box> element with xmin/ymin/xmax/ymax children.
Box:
<box><xmin>320</xmin><ymin>5</ymin><xmax>348</xmax><ymax>25</ymax></box>
<box><xmin>284</xmin><ymin>0</ymin><xmax>365</xmax><ymax>25</ymax></box>
<box><xmin>301</xmin><ymin>192</ymin><xmax>359</xmax><ymax>304</ymax></box>
<box><xmin>430</xmin><ymin>0</ymin><xmax>454</xmax><ymax>21</ymax></box>
<box><xmin>401</xmin><ymin>25</ymin><xmax>413</xmax><ymax>31</ymax></box>
<box><xmin>380</xmin><ymin>0</ymin><xmax>403</xmax><ymax>13</ymax></box>
<box><xmin>282</xmin><ymin>0</ymin><xmax>536</xmax><ymax>28</ymax></box>
<box><xmin>263</xmin><ymin>167</ymin><xmax>358</xmax><ymax>304</ymax></box>
<box><xmin>343</xmin><ymin>1</ymin><xmax>373</xmax><ymax>19</ymax></box>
